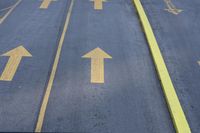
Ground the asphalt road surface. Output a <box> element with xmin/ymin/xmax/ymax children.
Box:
<box><xmin>141</xmin><ymin>0</ymin><xmax>200</xmax><ymax>132</ymax></box>
<box><xmin>0</xmin><ymin>0</ymin><xmax>198</xmax><ymax>132</ymax></box>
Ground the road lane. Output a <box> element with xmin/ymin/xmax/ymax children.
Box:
<box><xmin>0</xmin><ymin>0</ymin><xmax>70</xmax><ymax>131</ymax></box>
<box><xmin>41</xmin><ymin>0</ymin><xmax>174</xmax><ymax>132</ymax></box>
<box><xmin>35</xmin><ymin>0</ymin><xmax>74</xmax><ymax>131</ymax></box>
<box><xmin>141</xmin><ymin>0</ymin><xmax>200</xmax><ymax>132</ymax></box>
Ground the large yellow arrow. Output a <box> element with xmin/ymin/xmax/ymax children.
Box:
<box><xmin>82</xmin><ymin>47</ymin><xmax>112</xmax><ymax>83</ymax></box>
<box><xmin>0</xmin><ymin>46</ymin><xmax>32</xmax><ymax>81</ymax></box>
<box><xmin>40</xmin><ymin>0</ymin><xmax>56</xmax><ymax>9</ymax></box>
<box><xmin>91</xmin><ymin>0</ymin><xmax>107</xmax><ymax>10</ymax></box>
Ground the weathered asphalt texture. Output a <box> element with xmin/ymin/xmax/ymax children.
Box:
<box><xmin>141</xmin><ymin>0</ymin><xmax>200</xmax><ymax>132</ymax></box>
<box><xmin>41</xmin><ymin>0</ymin><xmax>174</xmax><ymax>132</ymax></box>
<box><xmin>0</xmin><ymin>0</ymin><xmax>178</xmax><ymax>132</ymax></box>
<box><xmin>0</xmin><ymin>0</ymin><xmax>70</xmax><ymax>131</ymax></box>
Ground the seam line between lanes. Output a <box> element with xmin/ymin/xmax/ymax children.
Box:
<box><xmin>34</xmin><ymin>0</ymin><xmax>75</xmax><ymax>132</ymax></box>
<box><xmin>132</xmin><ymin>0</ymin><xmax>191</xmax><ymax>132</ymax></box>
<box><xmin>0</xmin><ymin>0</ymin><xmax>22</xmax><ymax>24</ymax></box>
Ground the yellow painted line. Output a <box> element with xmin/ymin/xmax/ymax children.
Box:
<box><xmin>35</xmin><ymin>0</ymin><xmax>74</xmax><ymax>132</ymax></box>
<box><xmin>132</xmin><ymin>0</ymin><xmax>191</xmax><ymax>132</ymax></box>
<box><xmin>164</xmin><ymin>0</ymin><xmax>182</xmax><ymax>15</ymax></box>
<box><xmin>0</xmin><ymin>0</ymin><xmax>22</xmax><ymax>24</ymax></box>
<box><xmin>0</xmin><ymin>46</ymin><xmax>32</xmax><ymax>81</ymax></box>
<box><xmin>82</xmin><ymin>47</ymin><xmax>112</xmax><ymax>83</ymax></box>
<box><xmin>40</xmin><ymin>0</ymin><xmax>56</xmax><ymax>9</ymax></box>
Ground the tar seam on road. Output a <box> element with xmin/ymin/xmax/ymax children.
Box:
<box><xmin>132</xmin><ymin>0</ymin><xmax>191</xmax><ymax>132</ymax></box>
<box><xmin>0</xmin><ymin>0</ymin><xmax>22</xmax><ymax>24</ymax></box>
<box><xmin>35</xmin><ymin>0</ymin><xmax>75</xmax><ymax>132</ymax></box>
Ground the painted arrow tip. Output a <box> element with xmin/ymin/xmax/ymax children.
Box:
<box><xmin>1</xmin><ymin>45</ymin><xmax>32</xmax><ymax>57</ymax></box>
<box><xmin>82</xmin><ymin>47</ymin><xmax>112</xmax><ymax>59</ymax></box>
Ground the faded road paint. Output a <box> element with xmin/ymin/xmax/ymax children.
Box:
<box><xmin>0</xmin><ymin>46</ymin><xmax>32</xmax><ymax>81</ymax></box>
<box><xmin>82</xmin><ymin>47</ymin><xmax>112</xmax><ymax>83</ymax></box>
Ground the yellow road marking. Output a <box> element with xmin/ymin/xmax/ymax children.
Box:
<box><xmin>164</xmin><ymin>0</ymin><xmax>182</xmax><ymax>15</ymax></box>
<box><xmin>132</xmin><ymin>0</ymin><xmax>191</xmax><ymax>132</ymax></box>
<box><xmin>91</xmin><ymin>0</ymin><xmax>106</xmax><ymax>10</ymax></box>
<box><xmin>0</xmin><ymin>0</ymin><xmax>21</xmax><ymax>24</ymax></box>
<box><xmin>35</xmin><ymin>0</ymin><xmax>74</xmax><ymax>132</ymax></box>
<box><xmin>82</xmin><ymin>47</ymin><xmax>112</xmax><ymax>83</ymax></box>
<box><xmin>40</xmin><ymin>0</ymin><xmax>56</xmax><ymax>9</ymax></box>
<box><xmin>0</xmin><ymin>46</ymin><xmax>32</xmax><ymax>81</ymax></box>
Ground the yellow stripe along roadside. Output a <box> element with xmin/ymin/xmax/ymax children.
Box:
<box><xmin>35</xmin><ymin>0</ymin><xmax>75</xmax><ymax>132</ymax></box>
<box><xmin>132</xmin><ymin>0</ymin><xmax>191</xmax><ymax>132</ymax></box>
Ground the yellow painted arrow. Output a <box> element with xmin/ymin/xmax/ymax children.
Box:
<box><xmin>82</xmin><ymin>47</ymin><xmax>112</xmax><ymax>83</ymax></box>
<box><xmin>40</xmin><ymin>0</ymin><xmax>56</xmax><ymax>9</ymax></box>
<box><xmin>91</xmin><ymin>0</ymin><xmax>107</xmax><ymax>10</ymax></box>
<box><xmin>0</xmin><ymin>46</ymin><xmax>32</xmax><ymax>81</ymax></box>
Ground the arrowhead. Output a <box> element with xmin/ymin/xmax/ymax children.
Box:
<box><xmin>1</xmin><ymin>46</ymin><xmax>32</xmax><ymax>57</ymax></box>
<box><xmin>82</xmin><ymin>47</ymin><xmax>112</xmax><ymax>59</ymax></box>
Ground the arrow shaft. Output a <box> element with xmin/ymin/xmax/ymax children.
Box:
<box><xmin>40</xmin><ymin>0</ymin><xmax>52</xmax><ymax>9</ymax></box>
<box><xmin>94</xmin><ymin>0</ymin><xmax>103</xmax><ymax>10</ymax></box>
<box><xmin>0</xmin><ymin>56</ymin><xmax>22</xmax><ymax>81</ymax></box>
<box><xmin>91</xmin><ymin>59</ymin><xmax>104</xmax><ymax>83</ymax></box>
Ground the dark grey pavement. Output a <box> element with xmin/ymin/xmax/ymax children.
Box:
<box><xmin>41</xmin><ymin>0</ymin><xmax>174</xmax><ymax>132</ymax></box>
<box><xmin>141</xmin><ymin>0</ymin><xmax>200</xmax><ymax>132</ymax></box>
<box><xmin>0</xmin><ymin>0</ymin><xmax>70</xmax><ymax>131</ymax></box>
<box><xmin>2</xmin><ymin>0</ymin><xmax>199</xmax><ymax>132</ymax></box>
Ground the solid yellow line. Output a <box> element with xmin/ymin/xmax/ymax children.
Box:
<box><xmin>132</xmin><ymin>0</ymin><xmax>191</xmax><ymax>132</ymax></box>
<box><xmin>0</xmin><ymin>0</ymin><xmax>22</xmax><ymax>24</ymax></box>
<box><xmin>35</xmin><ymin>0</ymin><xmax>74</xmax><ymax>132</ymax></box>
